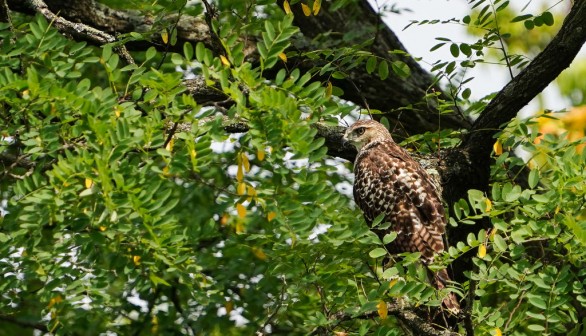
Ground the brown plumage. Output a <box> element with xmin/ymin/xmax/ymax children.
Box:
<box><xmin>343</xmin><ymin>120</ymin><xmax>459</xmax><ymax>313</ymax></box>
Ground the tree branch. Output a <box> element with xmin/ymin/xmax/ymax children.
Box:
<box><xmin>323</xmin><ymin>304</ymin><xmax>459</xmax><ymax>336</ymax></box>
<box><xmin>22</xmin><ymin>0</ymin><xmax>134</xmax><ymax>64</ymax></box>
<box><xmin>276</xmin><ymin>0</ymin><xmax>471</xmax><ymax>138</ymax></box>
<box><xmin>462</xmin><ymin>0</ymin><xmax>586</xmax><ymax>162</ymax></box>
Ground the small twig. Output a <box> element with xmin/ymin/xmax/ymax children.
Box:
<box><xmin>201</xmin><ymin>0</ymin><xmax>228</xmax><ymax>57</ymax></box>
<box><xmin>162</xmin><ymin>110</ymin><xmax>191</xmax><ymax>150</ymax></box>
<box><xmin>257</xmin><ymin>276</ymin><xmax>287</xmax><ymax>335</ymax></box>
<box><xmin>155</xmin><ymin>2</ymin><xmax>187</xmax><ymax>70</ymax></box>
<box><xmin>504</xmin><ymin>290</ymin><xmax>525</xmax><ymax>331</ymax></box>
<box><xmin>24</xmin><ymin>0</ymin><xmax>134</xmax><ymax>64</ymax></box>
<box><xmin>490</xmin><ymin>0</ymin><xmax>514</xmax><ymax>80</ymax></box>
<box><xmin>0</xmin><ymin>0</ymin><xmax>15</xmax><ymax>43</ymax></box>
<box><xmin>132</xmin><ymin>287</ymin><xmax>161</xmax><ymax>336</ymax></box>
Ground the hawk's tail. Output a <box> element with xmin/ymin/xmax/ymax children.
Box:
<box><xmin>434</xmin><ymin>268</ymin><xmax>460</xmax><ymax>314</ymax></box>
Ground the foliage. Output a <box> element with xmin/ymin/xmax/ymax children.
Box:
<box><xmin>449</xmin><ymin>112</ymin><xmax>586</xmax><ymax>335</ymax></box>
<box><xmin>0</xmin><ymin>1</ymin><xmax>585</xmax><ymax>335</ymax></box>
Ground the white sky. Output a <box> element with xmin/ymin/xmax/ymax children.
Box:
<box><xmin>371</xmin><ymin>0</ymin><xmax>586</xmax><ymax>115</ymax></box>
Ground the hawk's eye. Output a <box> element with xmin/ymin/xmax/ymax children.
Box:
<box><xmin>356</xmin><ymin>127</ymin><xmax>366</xmax><ymax>136</ymax></box>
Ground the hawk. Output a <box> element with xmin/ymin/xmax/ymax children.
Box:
<box><xmin>343</xmin><ymin>120</ymin><xmax>459</xmax><ymax>313</ymax></box>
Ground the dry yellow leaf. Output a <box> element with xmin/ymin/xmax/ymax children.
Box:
<box><xmin>494</xmin><ymin>328</ymin><xmax>502</xmax><ymax>336</ymax></box>
<box><xmin>220</xmin><ymin>55</ymin><xmax>230</xmax><ymax>66</ymax></box>
<box><xmin>325</xmin><ymin>81</ymin><xmax>332</xmax><ymax>98</ymax></box>
<box><xmin>257</xmin><ymin>148</ymin><xmax>265</xmax><ymax>161</ymax></box>
<box><xmin>241</xmin><ymin>152</ymin><xmax>250</xmax><ymax>172</ymax></box>
<box><xmin>283</xmin><ymin>0</ymin><xmax>292</xmax><ymax>15</ymax></box>
<box><xmin>252</xmin><ymin>247</ymin><xmax>268</xmax><ymax>260</ymax></box>
<box><xmin>190</xmin><ymin>149</ymin><xmax>197</xmax><ymax>159</ymax></box>
<box><xmin>313</xmin><ymin>0</ymin><xmax>321</xmax><ymax>15</ymax></box>
<box><xmin>388</xmin><ymin>278</ymin><xmax>398</xmax><ymax>288</ymax></box>
<box><xmin>485</xmin><ymin>198</ymin><xmax>492</xmax><ymax>212</ymax></box>
<box><xmin>99</xmin><ymin>226</ymin><xmax>107</xmax><ymax>232</ymax></box>
<box><xmin>247</xmin><ymin>185</ymin><xmax>256</xmax><ymax>196</ymax></box>
<box><xmin>301</xmin><ymin>3</ymin><xmax>311</xmax><ymax>16</ymax></box>
<box><xmin>162</xmin><ymin>165</ymin><xmax>170</xmax><ymax>176</ymax></box>
<box><xmin>377</xmin><ymin>300</ymin><xmax>388</xmax><ymax>320</ymax></box>
<box><xmin>237</xmin><ymin>203</ymin><xmax>247</xmax><ymax>218</ymax></box>
<box><xmin>48</xmin><ymin>295</ymin><xmax>63</xmax><ymax>308</ymax></box>
<box><xmin>161</xmin><ymin>29</ymin><xmax>169</xmax><ymax>44</ymax></box>
<box><xmin>493</xmin><ymin>139</ymin><xmax>503</xmax><ymax>155</ymax></box>
<box><xmin>114</xmin><ymin>106</ymin><xmax>121</xmax><ymax>118</ymax></box>
<box><xmin>490</xmin><ymin>228</ymin><xmax>497</xmax><ymax>240</ymax></box>
<box><xmin>85</xmin><ymin>178</ymin><xmax>93</xmax><ymax>189</ymax></box>
<box><xmin>220</xmin><ymin>213</ymin><xmax>229</xmax><ymax>225</ymax></box>
<box><xmin>225</xmin><ymin>300</ymin><xmax>234</xmax><ymax>313</ymax></box>
<box><xmin>133</xmin><ymin>255</ymin><xmax>141</xmax><ymax>266</ymax></box>
<box><xmin>165</xmin><ymin>138</ymin><xmax>174</xmax><ymax>152</ymax></box>
<box><xmin>235</xmin><ymin>221</ymin><xmax>245</xmax><ymax>234</ymax></box>
<box><xmin>236</xmin><ymin>163</ymin><xmax>244</xmax><ymax>182</ymax></box>
<box><xmin>278</xmin><ymin>52</ymin><xmax>287</xmax><ymax>62</ymax></box>
<box><xmin>237</xmin><ymin>182</ymin><xmax>246</xmax><ymax>195</ymax></box>
<box><xmin>267</xmin><ymin>211</ymin><xmax>277</xmax><ymax>222</ymax></box>
<box><xmin>478</xmin><ymin>243</ymin><xmax>487</xmax><ymax>259</ymax></box>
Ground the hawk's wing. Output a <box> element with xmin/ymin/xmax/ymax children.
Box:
<box><xmin>353</xmin><ymin>140</ymin><xmax>446</xmax><ymax>259</ymax></box>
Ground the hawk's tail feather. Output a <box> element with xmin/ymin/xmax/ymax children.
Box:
<box><xmin>434</xmin><ymin>268</ymin><xmax>460</xmax><ymax>314</ymax></box>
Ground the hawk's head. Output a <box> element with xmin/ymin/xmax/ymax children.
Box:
<box><xmin>343</xmin><ymin>120</ymin><xmax>393</xmax><ymax>150</ymax></box>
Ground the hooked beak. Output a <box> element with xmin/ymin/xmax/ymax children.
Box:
<box><xmin>341</xmin><ymin>133</ymin><xmax>352</xmax><ymax>148</ymax></box>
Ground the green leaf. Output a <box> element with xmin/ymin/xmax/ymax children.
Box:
<box><xmin>183</xmin><ymin>42</ymin><xmax>193</xmax><ymax>60</ymax></box>
<box><xmin>102</xmin><ymin>44</ymin><xmax>113</xmax><ymax>61</ymax></box>
<box><xmin>462</xmin><ymin>88</ymin><xmax>471</xmax><ymax>99</ymax></box>
<box><xmin>149</xmin><ymin>273</ymin><xmax>171</xmax><ymax>286</ymax></box>
<box><xmin>524</xmin><ymin>20</ymin><xmax>535</xmax><ymax>30</ymax></box>
<box><xmin>195</xmin><ymin>42</ymin><xmax>205</xmax><ymax>61</ymax></box>
<box><xmin>369</xmin><ymin>248</ymin><xmax>387</xmax><ymax>259</ymax></box>
<box><xmin>383</xmin><ymin>232</ymin><xmax>397</xmax><ymax>245</ymax></box>
<box><xmin>460</xmin><ymin>43</ymin><xmax>472</xmax><ymax>57</ymax></box>
<box><xmin>527</xmin><ymin>324</ymin><xmax>545</xmax><ymax>332</ymax></box>
<box><xmin>366</xmin><ymin>56</ymin><xmax>377</xmax><ymax>74</ymax></box>
<box><xmin>391</xmin><ymin>61</ymin><xmax>410</xmax><ymax>79</ymax></box>
<box><xmin>145</xmin><ymin>46</ymin><xmax>157</xmax><ymax>61</ymax></box>
<box><xmin>511</xmin><ymin>14</ymin><xmax>533</xmax><ymax>22</ymax></box>
<box><xmin>378</xmin><ymin>60</ymin><xmax>389</xmax><ymax>80</ymax></box>
<box><xmin>450</xmin><ymin>44</ymin><xmax>460</xmax><ymax>57</ymax></box>
<box><xmin>493</xmin><ymin>234</ymin><xmax>507</xmax><ymax>252</ymax></box>
<box><xmin>527</xmin><ymin>294</ymin><xmax>547</xmax><ymax>309</ymax></box>
<box><xmin>430</xmin><ymin>42</ymin><xmax>445</xmax><ymax>52</ymax></box>
<box><xmin>528</xmin><ymin>169</ymin><xmax>539</xmax><ymax>189</ymax></box>
<box><xmin>382</xmin><ymin>267</ymin><xmax>398</xmax><ymax>279</ymax></box>
<box><xmin>541</xmin><ymin>12</ymin><xmax>554</xmax><ymax>26</ymax></box>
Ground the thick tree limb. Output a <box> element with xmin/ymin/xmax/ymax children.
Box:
<box><xmin>22</xmin><ymin>0</ymin><xmax>134</xmax><ymax>64</ymax></box>
<box><xmin>462</xmin><ymin>0</ymin><xmax>586</xmax><ymax>163</ymax></box>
